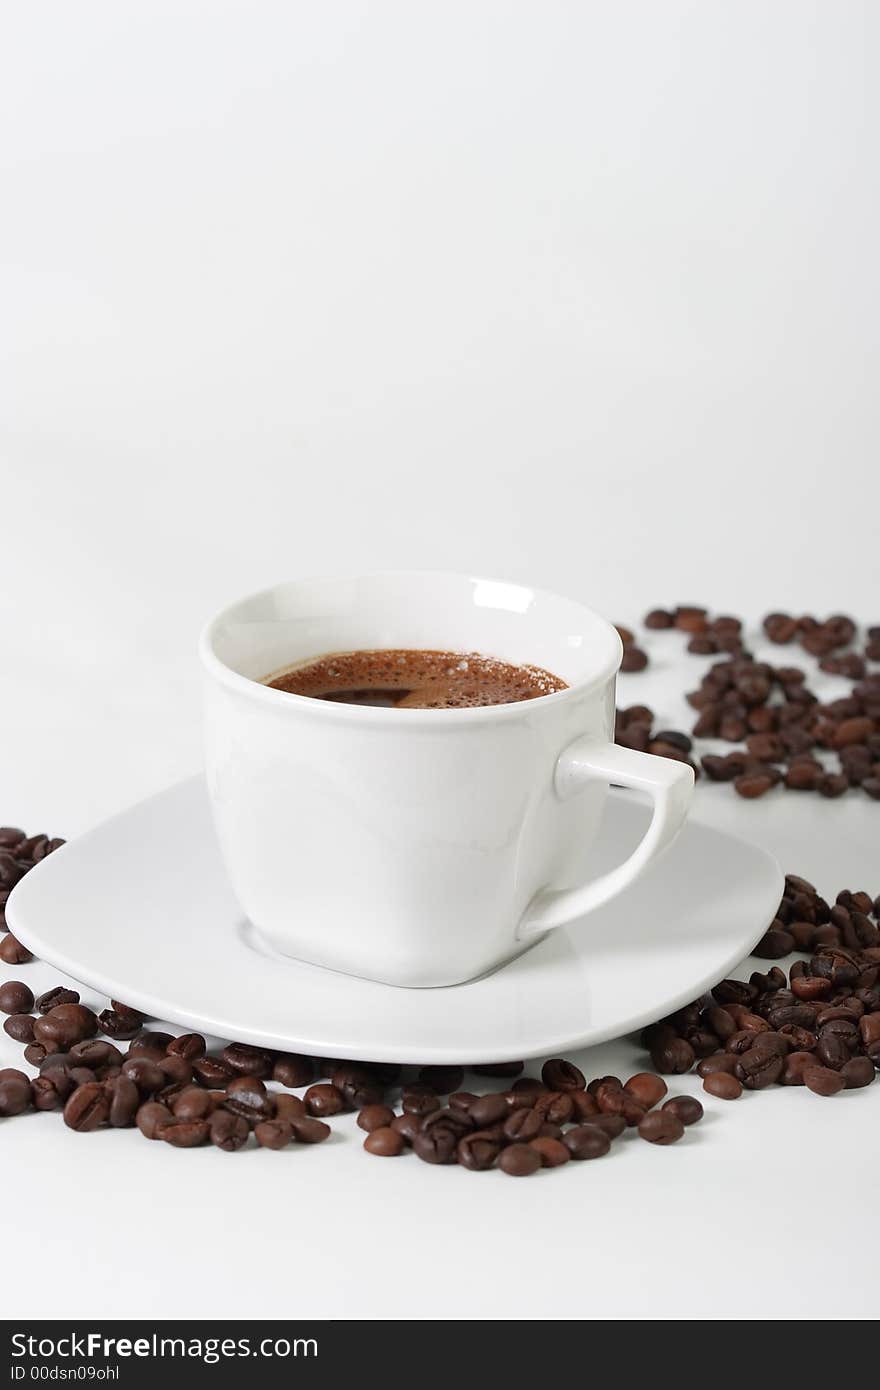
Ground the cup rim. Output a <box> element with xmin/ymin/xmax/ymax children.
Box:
<box><xmin>199</xmin><ymin>570</ymin><xmax>623</xmax><ymax>724</ymax></box>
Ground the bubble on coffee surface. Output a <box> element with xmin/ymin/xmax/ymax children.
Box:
<box><xmin>261</xmin><ymin>650</ymin><xmax>568</xmax><ymax>709</ymax></box>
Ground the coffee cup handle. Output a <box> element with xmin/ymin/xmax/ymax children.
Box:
<box><xmin>517</xmin><ymin>739</ymin><xmax>695</xmax><ymax>939</ymax></box>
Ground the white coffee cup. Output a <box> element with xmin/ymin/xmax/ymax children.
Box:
<box><xmin>200</xmin><ymin>572</ymin><xmax>694</xmax><ymax>987</ymax></box>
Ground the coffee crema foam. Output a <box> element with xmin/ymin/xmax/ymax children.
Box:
<box><xmin>262</xmin><ymin>649</ymin><xmax>568</xmax><ymax>709</ymax></box>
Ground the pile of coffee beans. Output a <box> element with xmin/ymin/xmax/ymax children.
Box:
<box><xmin>643</xmin><ymin>872</ymin><xmax>879</xmax><ymax>1099</ymax></box>
<box><xmin>616</xmin><ymin>608</ymin><xmax>880</xmax><ymax>799</ymax></box>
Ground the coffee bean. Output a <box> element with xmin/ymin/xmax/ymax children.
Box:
<box><xmin>254</xmin><ymin>1119</ymin><xmax>295</xmax><ymax>1150</ymax></box>
<box><xmin>272</xmin><ymin>1054</ymin><xmax>314</xmax><ymax>1088</ymax></box>
<box><xmin>413</xmin><ymin>1127</ymin><xmax>459</xmax><ymax>1164</ymax></box>
<box><xmin>623</xmin><ymin>1073</ymin><xmax>667</xmax><ymax>1109</ymax></box>
<box><xmin>33</xmin><ymin>1004</ymin><xmax>97</xmax><ymax>1049</ymax></box>
<box><xmin>162</xmin><ymin>1119</ymin><xmax>210</xmax><ymax>1148</ymax></box>
<box><xmin>357</xmin><ymin>1104</ymin><xmax>396</xmax><ymax>1133</ymax></box>
<box><xmin>121</xmin><ymin>1057</ymin><xmax>165</xmax><ymax>1095</ymax></box>
<box><xmin>659</xmin><ymin>1096</ymin><xmax>701</xmax><ymax>1126</ymax></box>
<box><xmin>696</xmin><ymin>1053</ymin><xmax>739</xmax><ymax>1078</ymax></box>
<box><xmin>645</xmin><ymin>608</ymin><xmax>674</xmax><ymax>629</ymax></box>
<box><xmin>583</xmin><ymin>1114</ymin><xmax>626</xmax><ymax>1140</ymax></box>
<box><xmin>569</xmin><ymin>1090</ymin><xmax>600</xmax><ymax>1120</ymax></box>
<box><xmin>621</xmin><ymin>647</ymin><xmax>649</xmax><ymax>673</ymax></box>
<box><xmin>530</xmin><ymin>1136</ymin><xmax>571</xmax><ymax>1167</ymax></box>
<box><xmin>273</xmin><ymin>1093</ymin><xmax>307</xmax><ymax>1123</ymax></box>
<box><xmin>0</xmin><ymin>980</ymin><xmax>34</xmax><ymax>1015</ymax></box>
<box><xmin>0</xmin><ymin>827</ymin><xmax>25</xmax><ymax>847</ymax></box>
<box><xmin>3</xmin><ymin>1013</ymin><xmax>35</xmax><ymax>1043</ymax></box>
<box><xmin>391</xmin><ymin>1112</ymin><xmax>423</xmax><ymax>1145</ymax></box>
<box><xmin>134</xmin><ymin>1101</ymin><xmax>173</xmax><ymax>1139</ymax></box>
<box><xmin>159</xmin><ymin>1055</ymin><xmax>193</xmax><ymax>1086</ymax></box>
<box><xmin>638</xmin><ymin>1110</ymin><xmax>685</xmax><ymax>1144</ymax></box>
<box><xmin>469</xmin><ymin>1093</ymin><xmax>509</xmax><ymax>1128</ymax></box>
<box><xmin>63</xmin><ymin>1082</ymin><xmax>109</xmax><ymax>1132</ymax></box>
<box><xmin>859</xmin><ymin>1013</ymin><xmax>880</xmax><ymax>1047</ymax></box>
<box><xmin>841</xmin><ymin>1056</ymin><xmax>875</xmax><ymax>1089</ymax></box>
<box><xmin>417</xmin><ymin>1065</ymin><xmax>465</xmax><ymax>1095</ymax></box>
<box><xmin>128</xmin><ymin>1031</ymin><xmax>174</xmax><ymax>1058</ymax></box>
<box><xmin>210</xmin><ymin>1109</ymin><xmax>250</xmax><ymax>1151</ymax></box>
<box><xmin>498</xmin><ymin>1142</ymin><xmax>542</xmax><ymax>1176</ymax></box>
<box><xmin>401</xmin><ymin>1084</ymin><xmax>440</xmax><ymax>1116</ymax></box>
<box><xmin>166</xmin><ymin>1033</ymin><xmax>207</xmax><ymax>1061</ymax></box>
<box><xmin>703</xmin><ymin>1073</ymin><xmax>743</xmax><ymax>1100</ymax></box>
<box><xmin>221</xmin><ymin>1043</ymin><xmax>273</xmax><ymax>1079</ymax></box>
<box><xmin>0</xmin><ymin>1074</ymin><xmax>33</xmax><ymax>1117</ymax></box>
<box><xmin>421</xmin><ymin>1106</ymin><xmax>471</xmax><ymax>1139</ymax></box>
<box><xmin>106</xmin><ymin>1075</ymin><xmax>140</xmax><ymax>1127</ymax></box>
<box><xmin>803</xmin><ymin>1065</ymin><xmax>846</xmax><ymax>1096</ymax></box>
<box><xmin>503</xmin><ymin>1108</ymin><xmax>543</xmax><ymax>1142</ymax></box>
<box><xmin>31</xmin><ymin>1075</ymin><xmax>66</xmax><ymax>1110</ymax></box>
<box><xmin>816</xmin><ymin>1032</ymin><xmax>850</xmax><ymax>1070</ymax></box>
<box><xmin>225</xmin><ymin>1076</ymin><xmax>274</xmax><ymax>1122</ymax></box>
<box><xmin>363</xmin><ymin>1126</ymin><xmax>405</xmax><ymax>1157</ymax></box>
<box><xmin>563</xmin><ymin>1124</ymin><xmax>611</xmax><ymax>1159</ymax></box>
<box><xmin>735</xmin><ymin>1050</ymin><xmax>784</xmax><ymax>1090</ymax></box>
<box><xmin>192</xmin><ymin>1056</ymin><xmax>236</xmax><ymax>1087</ymax></box>
<box><xmin>541</xmin><ymin>1058</ymin><xmax>586</xmax><ymax>1092</ymax></box>
<box><xmin>331</xmin><ymin>1065</ymin><xmax>384</xmax><ymax>1109</ymax></box>
<box><xmin>98</xmin><ymin>1009</ymin><xmax>143</xmax><ymax>1040</ymax></box>
<box><xmin>650</xmin><ymin>1037</ymin><xmax>695</xmax><ymax>1074</ymax></box>
<box><xmin>35</xmin><ymin>987</ymin><xmax>80</xmax><ymax>1014</ymax></box>
<box><xmin>170</xmin><ymin>1086</ymin><xmax>214</xmax><ymax>1121</ymax></box>
<box><xmin>304</xmin><ymin>1083</ymin><xmax>346</xmax><ymax>1117</ymax></box>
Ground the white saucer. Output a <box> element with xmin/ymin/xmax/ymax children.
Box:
<box><xmin>7</xmin><ymin>778</ymin><xmax>783</xmax><ymax>1065</ymax></box>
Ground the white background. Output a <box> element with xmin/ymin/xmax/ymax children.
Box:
<box><xmin>1</xmin><ymin>2</ymin><xmax>878</xmax><ymax>1321</ymax></box>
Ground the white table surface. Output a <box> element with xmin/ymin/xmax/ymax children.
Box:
<box><xmin>1</xmin><ymin>2</ymin><xmax>878</xmax><ymax>1320</ymax></box>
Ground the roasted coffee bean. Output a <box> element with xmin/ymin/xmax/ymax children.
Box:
<box><xmin>3</xmin><ymin>1013</ymin><xmax>35</xmax><ymax>1043</ymax></box>
<box><xmin>127</xmin><ymin>1031</ymin><xmax>174</xmax><ymax>1058</ymax></box>
<box><xmin>413</xmin><ymin>1127</ymin><xmax>459</xmax><ymax>1164</ymax></box>
<box><xmin>621</xmin><ymin>646</ymin><xmax>649</xmax><ymax>673</ymax></box>
<box><xmin>273</xmin><ymin>1093</ymin><xmax>307</xmax><ymax>1123</ymax></box>
<box><xmin>645</xmin><ymin>608</ymin><xmax>674</xmax><ymax>629</ymax></box>
<box><xmin>595</xmin><ymin>1088</ymin><xmax>644</xmax><ymax>1126</ymax></box>
<box><xmin>35</xmin><ymin>987</ymin><xmax>79</xmax><ymax>1014</ymax></box>
<box><xmin>541</xmin><ymin>1058</ymin><xmax>586</xmax><ymax>1092</ymax></box>
<box><xmin>162</xmin><ymin>1119</ymin><xmax>209</xmax><ymax>1148</ymax></box>
<box><xmin>449</xmin><ymin>1092</ymin><xmax>479</xmax><ymax>1114</ymax></box>
<box><xmin>703</xmin><ymin>1073</ymin><xmax>743</xmax><ymax>1100</ymax></box>
<box><xmin>417</xmin><ymin>1065</ymin><xmax>465</xmax><ymax>1095</ymax></box>
<box><xmin>534</xmin><ymin>1091</ymin><xmax>574</xmax><ymax>1125</ymax></box>
<box><xmin>390</xmin><ymin>1112</ymin><xmax>423</xmax><ymax>1145</ymax></box>
<box><xmin>33</xmin><ymin>1004</ymin><xmax>97</xmax><ymax>1049</ymax></box>
<box><xmin>166</xmin><ymin>1033</ymin><xmax>207</xmax><ymax>1061</ymax></box>
<box><xmin>363</xmin><ymin>1126</ymin><xmax>404</xmax><ymax>1157</ymax></box>
<box><xmin>254</xmin><ymin>1119</ymin><xmax>295</xmax><ymax>1150</ymax></box>
<box><xmin>272</xmin><ymin>1054</ymin><xmax>314</xmax><ymax>1088</ymax></box>
<box><xmin>859</xmin><ymin>1013</ymin><xmax>880</xmax><ymax>1047</ymax></box>
<box><xmin>0</xmin><ymin>980</ymin><xmax>35</xmax><ymax>1015</ymax></box>
<box><xmin>357</xmin><ymin>1104</ymin><xmax>396</xmax><ymax>1133</ymax></box>
<box><xmin>530</xmin><ymin>1136</ymin><xmax>571</xmax><ymax>1168</ymax></box>
<box><xmin>105</xmin><ymin>1075</ymin><xmax>140</xmax><ymax>1127</ymax></box>
<box><xmin>841</xmin><ymin>1056</ymin><xmax>875</xmax><ymax>1089</ymax></box>
<box><xmin>304</xmin><ymin>1083</ymin><xmax>347</xmax><ymax>1117</ymax></box>
<box><xmin>31</xmin><ymin>1075</ymin><xmax>66</xmax><ymax>1110</ymax></box>
<box><xmin>623</xmin><ymin>1073</ymin><xmax>668</xmax><ymax>1109</ymax></box>
<box><xmin>736</xmin><ymin>1049</ymin><xmax>784</xmax><ymax>1090</ymax></box>
<box><xmin>662</xmin><ymin>1096</ymin><xmax>703</xmax><ymax>1126</ymax></box>
<box><xmin>563</xmin><ymin>1124</ymin><xmax>611</xmax><ymax>1160</ymax></box>
<box><xmin>121</xmin><ymin>1057</ymin><xmax>165</xmax><ymax>1095</ymax></box>
<box><xmin>135</xmin><ymin>1101</ymin><xmax>173</xmax><ymax>1140</ymax></box>
<box><xmin>502</xmin><ymin>1108</ymin><xmax>543</xmax><ymax>1142</ymax></box>
<box><xmin>331</xmin><ymin>1065</ymin><xmax>384</xmax><ymax>1109</ymax></box>
<box><xmin>804</xmin><ymin>1065</ymin><xmax>846</xmax><ymax>1096</ymax></box>
<box><xmin>0</xmin><ymin>1074</ymin><xmax>33</xmax><ymax>1116</ymax></box>
<box><xmin>401</xmin><ymin>1085</ymin><xmax>441</xmax><ymax>1116</ymax></box>
<box><xmin>63</xmin><ymin>1082</ymin><xmax>109</xmax><ymax>1132</ymax></box>
<box><xmin>70</xmin><ymin>1040</ymin><xmax>122</xmax><ymax>1068</ymax></box>
<box><xmin>159</xmin><ymin>1055</ymin><xmax>193</xmax><ymax>1086</ymax></box>
<box><xmin>221</xmin><ymin>1043</ymin><xmax>273</xmax><ymax>1079</ymax></box>
<box><xmin>421</xmin><ymin>1106</ymin><xmax>472</xmax><ymax>1139</ymax></box>
<box><xmin>210</xmin><ymin>1109</ymin><xmax>250</xmax><ymax>1151</ymax></box>
<box><xmin>638</xmin><ymin>1110</ymin><xmax>685</xmax><ymax>1144</ymax></box>
<box><xmin>816</xmin><ymin>1032</ymin><xmax>851</xmax><ymax>1070</ymax></box>
<box><xmin>471</xmin><ymin>1061</ymin><xmax>524</xmax><ymax>1078</ymax></box>
<box><xmin>498</xmin><ymin>1142</ymin><xmax>542</xmax><ymax>1176</ymax></box>
<box><xmin>170</xmin><ymin>1086</ymin><xmax>214</xmax><ymax>1121</ymax></box>
<box><xmin>0</xmin><ymin>827</ymin><xmax>25</xmax><ymax>847</ymax></box>
<box><xmin>697</xmin><ymin>1053</ymin><xmax>739</xmax><ymax>1078</ymax></box>
<box><xmin>192</xmin><ymin>1055</ymin><xmax>236</xmax><ymax>1087</ymax></box>
<box><xmin>750</xmin><ymin>1032</ymin><xmax>789</xmax><ymax>1057</ymax></box>
<box><xmin>569</xmin><ymin>1090</ymin><xmax>600</xmax><ymax>1120</ymax></box>
<box><xmin>225</xmin><ymin>1076</ymin><xmax>274</xmax><ymax>1122</ymax></box>
<box><xmin>98</xmin><ymin>1009</ymin><xmax>143</xmax><ymax>1040</ymax></box>
<box><xmin>468</xmin><ymin>1092</ymin><xmax>509</xmax><ymax>1128</ymax></box>
<box><xmin>649</xmin><ymin>1037</ymin><xmax>695</xmax><ymax>1074</ymax></box>
<box><xmin>753</xmin><ymin>928</ymin><xmax>795</xmax><ymax>958</ymax></box>
<box><xmin>584</xmin><ymin>1114</ymin><xmax>626</xmax><ymax>1140</ymax></box>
